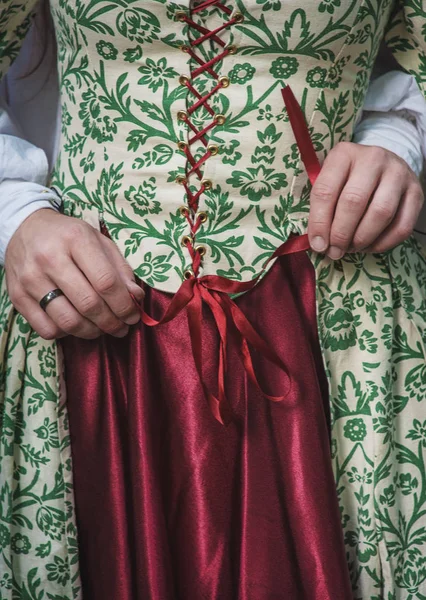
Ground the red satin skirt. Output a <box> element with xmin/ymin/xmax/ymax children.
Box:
<box><xmin>61</xmin><ymin>252</ymin><xmax>352</xmax><ymax>600</ymax></box>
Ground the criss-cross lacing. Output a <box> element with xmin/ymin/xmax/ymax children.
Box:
<box><xmin>176</xmin><ymin>1</ymin><xmax>242</xmax><ymax>277</ymax></box>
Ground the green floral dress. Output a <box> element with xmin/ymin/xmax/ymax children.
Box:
<box><xmin>2</xmin><ymin>0</ymin><xmax>426</xmax><ymax>598</ymax></box>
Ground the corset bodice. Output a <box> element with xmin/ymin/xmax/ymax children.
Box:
<box><xmin>49</xmin><ymin>0</ymin><xmax>394</xmax><ymax>292</ymax></box>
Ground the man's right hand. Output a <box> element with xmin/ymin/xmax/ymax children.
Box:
<box><xmin>5</xmin><ymin>209</ymin><xmax>144</xmax><ymax>340</ymax></box>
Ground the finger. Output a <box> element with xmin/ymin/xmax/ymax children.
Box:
<box><xmin>308</xmin><ymin>144</ymin><xmax>352</xmax><ymax>253</ymax></box>
<box><xmin>25</xmin><ymin>275</ymin><xmax>105</xmax><ymax>340</ymax></box>
<box><xmin>367</xmin><ymin>185</ymin><xmax>424</xmax><ymax>253</ymax></box>
<box><xmin>7</xmin><ymin>286</ymin><xmax>64</xmax><ymax>340</ymax></box>
<box><xmin>351</xmin><ymin>173</ymin><xmax>406</xmax><ymax>251</ymax></box>
<box><xmin>328</xmin><ymin>160</ymin><xmax>383</xmax><ymax>259</ymax></box>
<box><xmin>50</xmin><ymin>259</ymin><xmax>133</xmax><ymax>335</ymax></box>
<box><xmin>70</xmin><ymin>230</ymin><xmax>140</xmax><ymax>325</ymax></box>
<box><xmin>99</xmin><ymin>233</ymin><xmax>145</xmax><ymax>304</ymax></box>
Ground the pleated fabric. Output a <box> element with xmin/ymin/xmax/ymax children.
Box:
<box><xmin>61</xmin><ymin>251</ymin><xmax>352</xmax><ymax>600</ymax></box>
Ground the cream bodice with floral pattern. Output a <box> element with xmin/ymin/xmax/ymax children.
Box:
<box><xmin>48</xmin><ymin>0</ymin><xmax>396</xmax><ymax>293</ymax></box>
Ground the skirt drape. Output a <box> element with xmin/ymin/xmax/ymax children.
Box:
<box><xmin>61</xmin><ymin>251</ymin><xmax>352</xmax><ymax>599</ymax></box>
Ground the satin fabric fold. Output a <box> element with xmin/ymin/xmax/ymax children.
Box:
<box><xmin>61</xmin><ymin>251</ymin><xmax>351</xmax><ymax>599</ymax></box>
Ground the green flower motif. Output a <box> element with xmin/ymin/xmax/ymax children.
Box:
<box><xmin>326</xmin><ymin>56</ymin><xmax>349</xmax><ymax>90</ymax></box>
<box><xmin>226</xmin><ymin>165</ymin><xmax>287</xmax><ymax>202</ymax></box>
<box><xmin>353</xmin><ymin>70</ymin><xmax>369</xmax><ymax>110</ymax></box>
<box><xmin>269</xmin><ymin>56</ymin><xmax>299</xmax><ymax>80</ymax></box>
<box><xmin>222</xmin><ymin>139</ymin><xmax>242</xmax><ymax>166</ymax></box>
<box><xmin>379</xmin><ymin>484</ymin><xmax>396</xmax><ymax>507</ymax></box>
<box><xmin>345</xmin><ymin>527</ymin><xmax>377</xmax><ymax>563</ymax></box>
<box><xmin>405</xmin><ymin>363</ymin><xmax>426</xmax><ymax>399</ymax></box>
<box><xmin>36</xmin><ymin>505</ymin><xmax>66</xmax><ymax>541</ymax></box>
<box><xmin>46</xmin><ymin>556</ymin><xmax>70</xmax><ymax>587</ymax></box>
<box><xmin>138</xmin><ymin>57</ymin><xmax>179</xmax><ymax>93</ymax></box>
<box><xmin>395</xmin><ymin>548</ymin><xmax>426</xmax><ymax>593</ymax></box>
<box><xmin>397</xmin><ymin>473</ymin><xmax>419</xmax><ymax>496</ymax></box>
<box><xmin>117</xmin><ymin>8</ymin><xmax>160</xmax><ymax>44</ymax></box>
<box><xmin>124</xmin><ymin>178</ymin><xmax>161</xmax><ymax>218</ymax></box>
<box><xmin>11</xmin><ymin>533</ymin><xmax>31</xmax><ymax>555</ymax></box>
<box><xmin>319</xmin><ymin>292</ymin><xmax>360</xmax><ymax>351</ymax></box>
<box><xmin>124</xmin><ymin>46</ymin><xmax>143</xmax><ymax>63</ymax></box>
<box><xmin>79</xmin><ymin>88</ymin><xmax>117</xmax><ymax>143</ymax></box>
<box><xmin>306</xmin><ymin>66</ymin><xmax>327</xmax><ymax>88</ymax></box>
<box><xmin>358</xmin><ymin>330</ymin><xmax>378</xmax><ymax>353</ymax></box>
<box><xmin>229</xmin><ymin>63</ymin><xmax>255</xmax><ymax>85</ymax></box>
<box><xmin>256</xmin><ymin>0</ymin><xmax>282</xmax><ymax>9</ymax></box>
<box><xmin>34</xmin><ymin>418</ymin><xmax>60</xmax><ymax>453</ymax></box>
<box><xmin>35</xmin><ymin>541</ymin><xmax>52</xmax><ymax>558</ymax></box>
<box><xmin>318</xmin><ymin>0</ymin><xmax>341</xmax><ymax>13</ymax></box>
<box><xmin>0</xmin><ymin>525</ymin><xmax>10</xmax><ymax>549</ymax></box>
<box><xmin>38</xmin><ymin>346</ymin><xmax>56</xmax><ymax>378</ymax></box>
<box><xmin>96</xmin><ymin>40</ymin><xmax>118</xmax><ymax>60</ymax></box>
<box><xmin>258</xmin><ymin>104</ymin><xmax>286</xmax><ymax>122</ymax></box>
<box><xmin>134</xmin><ymin>252</ymin><xmax>174</xmax><ymax>286</ymax></box>
<box><xmin>407</xmin><ymin>418</ymin><xmax>426</xmax><ymax>446</ymax></box>
<box><xmin>80</xmin><ymin>151</ymin><xmax>95</xmax><ymax>174</ymax></box>
<box><xmin>344</xmin><ymin>418</ymin><xmax>367</xmax><ymax>442</ymax></box>
<box><xmin>0</xmin><ymin>572</ymin><xmax>12</xmax><ymax>590</ymax></box>
<box><xmin>61</xmin><ymin>104</ymin><xmax>72</xmax><ymax>129</ymax></box>
<box><xmin>347</xmin><ymin>466</ymin><xmax>372</xmax><ymax>484</ymax></box>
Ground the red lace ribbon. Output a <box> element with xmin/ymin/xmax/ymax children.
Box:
<box><xmin>134</xmin><ymin>86</ymin><xmax>320</xmax><ymax>425</ymax></box>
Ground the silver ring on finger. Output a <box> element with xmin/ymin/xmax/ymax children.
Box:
<box><xmin>39</xmin><ymin>289</ymin><xmax>64</xmax><ymax>312</ymax></box>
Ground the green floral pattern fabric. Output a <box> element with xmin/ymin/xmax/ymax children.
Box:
<box><xmin>1</xmin><ymin>0</ymin><xmax>426</xmax><ymax>598</ymax></box>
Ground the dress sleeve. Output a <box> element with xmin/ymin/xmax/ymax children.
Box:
<box><xmin>385</xmin><ymin>0</ymin><xmax>426</xmax><ymax>97</ymax></box>
<box><xmin>0</xmin><ymin>0</ymin><xmax>38</xmax><ymax>80</ymax></box>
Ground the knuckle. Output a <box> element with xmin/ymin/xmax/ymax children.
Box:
<box><xmin>103</xmin><ymin>319</ymin><xmax>126</xmax><ymax>335</ymax></box>
<box><xmin>341</xmin><ymin>189</ymin><xmax>367</xmax><ymax>212</ymax></box>
<box><xmin>38</xmin><ymin>325</ymin><xmax>60</xmax><ymax>340</ymax></box>
<box><xmin>333</xmin><ymin>141</ymin><xmax>352</xmax><ymax>155</ymax></box>
<box><xmin>33</xmin><ymin>245</ymin><xmax>60</xmax><ymax>268</ymax></box>
<box><xmin>64</xmin><ymin>221</ymin><xmax>88</xmax><ymax>243</ymax></box>
<box><xmin>56</xmin><ymin>311</ymin><xmax>81</xmax><ymax>334</ymax></box>
<box><xmin>330</xmin><ymin>229</ymin><xmax>351</xmax><ymax>246</ymax></box>
<box><xmin>19</xmin><ymin>268</ymin><xmax>36</xmax><ymax>289</ymax></box>
<box><xmin>95</xmin><ymin>271</ymin><xmax>119</xmax><ymax>295</ymax></box>
<box><xmin>312</xmin><ymin>182</ymin><xmax>335</xmax><ymax>204</ymax></box>
<box><xmin>367</xmin><ymin>145</ymin><xmax>387</xmax><ymax>162</ymax></box>
<box><xmin>396</xmin><ymin>223</ymin><xmax>413</xmax><ymax>241</ymax></box>
<box><xmin>78</xmin><ymin>293</ymin><xmax>103</xmax><ymax>316</ymax></box>
<box><xmin>372</xmin><ymin>202</ymin><xmax>394</xmax><ymax>223</ymax></box>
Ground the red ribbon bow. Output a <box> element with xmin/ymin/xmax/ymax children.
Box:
<box><xmin>134</xmin><ymin>86</ymin><xmax>321</xmax><ymax>424</ymax></box>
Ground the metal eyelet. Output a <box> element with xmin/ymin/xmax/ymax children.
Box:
<box><xmin>179</xmin><ymin>74</ymin><xmax>190</xmax><ymax>86</ymax></box>
<box><xmin>177</xmin><ymin>141</ymin><xmax>187</xmax><ymax>152</ymax></box>
<box><xmin>181</xmin><ymin>235</ymin><xmax>192</xmax><ymax>247</ymax></box>
<box><xmin>184</xmin><ymin>270</ymin><xmax>194</xmax><ymax>280</ymax></box>
<box><xmin>179</xmin><ymin>206</ymin><xmax>189</xmax><ymax>217</ymax></box>
<box><xmin>208</xmin><ymin>144</ymin><xmax>219</xmax><ymax>156</ymax></box>
<box><xmin>233</xmin><ymin>12</ymin><xmax>244</xmax><ymax>23</ymax></box>
<box><xmin>175</xmin><ymin>11</ymin><xmax>187</xmax><ymax>22</ymax></box>
<box><xmin>201</xmin><ymin>179</ymin><xmax>213</xmax><ymax>190</ymax></box>
<box><xmin>227</xmin><ymin>45</ymin><xmax>238</xmax><ymax>55</ymax></box>
<box><xmin>177</xmin><ymin>110</ymin><xmax>188</xmax><ymax>121</ymax></box>
<box><xmin>196</xmin><ymin>245</ymin><xmax>207</xmax><ymax>257</ymax></box>
<box><xmin>180</xmin><ymin>44</ymin><xmax>190</xmax><ymax>53</ymax></box>
<box><xmin>215</xmin><ymin>114</ymin><xmax>226</xmax><ymax>125</ymax></box>
<box><xmin>198</xmin><ymin>211</ymin><xmax>208</xmax><ymax>223</ymax></box>
<box><xmin>219</xmin><ymin>76</ymin><xmax>230</xmax><ymax>88</ymax></box>
<box><xmin>175</xmin><ymin>175</ymin><xmax>187</xmax><ymax>185</ymax></box>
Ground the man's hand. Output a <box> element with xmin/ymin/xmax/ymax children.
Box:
<box><xmin>308</xmin><ymin>142</ymin><xmax>424</xmax><ymax>258</ymax></box>
<box><xmin>5</xmin><ymin>209</ymin><xmax>144</xmax><ymax>340</ymax></box>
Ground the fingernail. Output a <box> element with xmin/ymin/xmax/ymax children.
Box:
<box><xmin>128</xmin><ymin>281</ymin><xmax>144</xmax><ymax>301</ymax></box>
<box><xmin>124</xmin><ymin>312</ymin><xmax>141</xmax><ymax>326</ymax></box>
<box><xmin>327</xmin><ymin>246</ymin><xmax>344</xmax><ymax>260</ymax></box>
<box><xmin>311</xmin><ymin>236</ymin><xmax>327</xmax><ymax>252</ymax></box>
<box><xmin>114</xmin><ymin>326</ymin><xmax>129</xmax><ymax>338</ymax></box>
